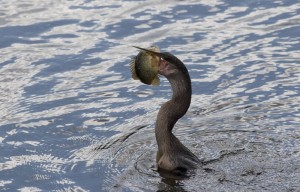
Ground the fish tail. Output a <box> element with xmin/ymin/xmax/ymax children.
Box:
<box><xmin>130</xmin><ymin>57</ymin><xmax>139</xmax><ymax>80</ymax></box>
<box><xmin>151</xmin><ymin>76</ymin><xmax>160</xmax><ymax>86</ymax></box>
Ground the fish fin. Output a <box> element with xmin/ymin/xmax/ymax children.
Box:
<box><xmin>151</xmin><ymin>76</ymin><xmax>160</xmax><ymax>86</ymax></box>
<box><xmin>150</xmin><ymin>46</ymin><xmax>160</xmax><ymax>52</ymax></box>
<box><xmin>130</xmin><ymin>57</ymin><xmax>139</xmax><ymax>80</ymax></box>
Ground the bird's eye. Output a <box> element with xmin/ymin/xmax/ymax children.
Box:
<box><xmin>161</xmin><ymin>59</ymin><xmax>168</xmax><ymax>66</ymax></box>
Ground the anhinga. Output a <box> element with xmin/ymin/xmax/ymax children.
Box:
<box><xmin>134</xmin><ymin>47</ymin><xmax>201</xmax><ymax>176</ymax></box>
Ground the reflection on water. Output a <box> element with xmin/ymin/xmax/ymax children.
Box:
<box><xmin>1</xmin><ymin>0</ymin><xmax>300</xmax><ymax>191</ymax></box>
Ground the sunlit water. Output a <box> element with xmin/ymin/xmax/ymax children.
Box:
<box><xmin>1</xmin><ymin>0</ymin><xmax>300</xmax><ymax>191</ymax></box>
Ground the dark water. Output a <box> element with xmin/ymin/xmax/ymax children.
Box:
<box><xmin>1</xmin><ymin>0</ymin><xmax>300</xmax><ymax>191</ymax></box>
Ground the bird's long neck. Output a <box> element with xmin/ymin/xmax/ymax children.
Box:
<box><xmin>155</xmin><ymin>71</ymin><xmax>191</xmax><ymax>151</ymax></box>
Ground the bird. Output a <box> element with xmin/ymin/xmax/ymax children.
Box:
<box><xmin>134</xmin><ymin>47</ymin><xmax>201</xmax><ymax>176</ymax></box>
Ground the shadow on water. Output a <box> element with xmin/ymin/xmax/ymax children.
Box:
<box><xmin>106</xmin><ymin>122</ymin><xmax>299</xmax><ymax>191</ymax></box>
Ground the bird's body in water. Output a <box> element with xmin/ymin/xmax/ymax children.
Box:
<box><xmin>132</xmin><ymin>47</ymin><xmax>201</xmax><ymax>176</ymax></box>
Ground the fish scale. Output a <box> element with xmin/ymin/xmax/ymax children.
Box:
<box><xmin>130</xmin><ymin>46</ymin><xmax>160</xmax><ymax>86</ymax></box>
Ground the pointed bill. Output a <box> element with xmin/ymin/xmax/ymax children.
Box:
<box><xmin>133</xmin><ymin>46</ymin><xmax>165</xmax><ymax>58</ymax></box>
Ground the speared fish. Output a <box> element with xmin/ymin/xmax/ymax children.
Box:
<box><xmin>130</xmin><ymin>45</ymin><xmax>160</xmax><ymax>86</ymax></box>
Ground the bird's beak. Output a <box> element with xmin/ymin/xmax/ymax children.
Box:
<box><xmin>133</xmin><ymin>46</ymin><xmax>165</xmax><ymax>58</ymax></box>
<box><xmin>133</xmin><ymin>46</ymin><xmax>172</xmax><ymax>76</ymax></box>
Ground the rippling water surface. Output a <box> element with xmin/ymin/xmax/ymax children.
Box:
<box><xmin>1</xmin><ymin>0</ymin><xmax>300</xmax><ymax>191</ymax></box>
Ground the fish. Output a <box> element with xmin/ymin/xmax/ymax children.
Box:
<box><xmin>130</xmin><ymin>45</ymin><xmax>160</xmax><ymax>86</ymax></box>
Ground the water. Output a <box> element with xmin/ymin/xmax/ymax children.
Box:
<box><xmin>0</xmin><ymin>0</ymin><xmax>300</xmax><ymax>191</ymax></box>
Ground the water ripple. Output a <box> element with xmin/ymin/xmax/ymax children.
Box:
<box><xmin>0</xmin><ymin>0</ymin><xmax>299</xmax><ymax>191</ymax></box>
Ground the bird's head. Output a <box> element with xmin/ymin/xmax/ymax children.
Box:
<box><xmin>133</xmin><ymin>46</ymin><xmax>189</xmax><ymax>78</ymax></box>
